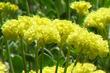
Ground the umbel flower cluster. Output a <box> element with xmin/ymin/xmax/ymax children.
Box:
<box><xmin>1</xmin><ymin>15</ymin><xmax>109</xmax><ymax>59</ymax></box>
<box><xmin>0</xmin><ymin>2</ymin><xmax>19</xmax><ymax>16</ymax></box>
<box><xmin>84</xmin><ymin>8</ymin><xmax>110</xmax><ymax>30</ymax></box>
<box><xmin>0</xmin><ymin>61</ymin><xmax>7</xmax><ymax>73</ymax></box>
<box><xmin>27</xmin><ymin>62</ymin><xmax>105</xmax><ymax>73</ymax></box>
<box><xmin>66</xmin><ymin>27</ymin><xmax>109</xmax><ymax>59</ymax></box>
<box><xmin>70</xmin><ymin>1</ymin><xmax>92</xmax><ymax>15</ymax></box>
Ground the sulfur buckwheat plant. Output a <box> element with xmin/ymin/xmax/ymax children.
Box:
<box><xmin>1</xmin><ymin>15</ymin><xmax>109</xmax><ymax>73</ymax></box>
<box><xmin>84</xmin><ymin>8</ymin><xmax>110</xmax><ymax>39</ymax></box>
<box><xmin>70</xmin><ymin>1</ymin><xmax>92</xmax><ymax>15</ymax></box>
<box><xmin>0</xmin><ymin>2</ymin><xmax>19</xmax><ymax>25</ymax></box>
<box><xmin>1</xmin><ymin>0</ymin><xmax>110</xmax><ymax>73</ymax></box>
<box><xmin>0</xmin><ymin>2</ymin><xmax>18</xmax><ymax>15</ymax></box>
<box><xmin>67</xmin><ymin>27</ymin><xmax>109</xmax><ymax>59</ymax></box>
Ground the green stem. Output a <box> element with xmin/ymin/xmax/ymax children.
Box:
<box><xmin>71</xmin><ymin>48</ymin><xmax>83</xmax><ymax>73</ymax></box>
<box><xmin>40</xmin><ymin>45</ymin><xmax>44</xmax><ymax>73</ymax></box>
<box><xmin>35</xmin><ymin>43</ymin><xmax>39</xmax><ymax>73</ymax></box>
<box><xmin>6</xmin><ymin>40</ymin><xmax>15</xmax><ymax>73</ymax></box>
<box><xmin>96</xmin><ymin>0</ymin><xmax>99</xmax><ymax>9</ymax></box>
<box><xmin>0</xmin><ymin>14</ymin><xmax>3</xmax><ymax>27</ymax></box>
<box><xmin>0</xmin><ymin>36</ymin><xmax>4</xmax><ymax>62</ymax></box>
<box><xmin>64</xmin><ymin>47</ymin><xmax>70</xmax><ymax>73</ymax></box>
<box><xmin>20</xmin><ymin>37</ymin><xmax>27</xmax><ymax>73</ymax></box>
<box><xmin>55</xmin><ymin>45</ymin><xmax>62</xmax><ymax>73</ymax></box>
<box><xmin>25</xmin><ymin>0</ymin><xmax>30</xmax><ymax>15</ymax></box>
<box><xmin>66</xmin><ymin>0</ymin><xmax>70</xmax><ymax>20</ymax></box>
<box><xmin>55</xmin><ymin>57</ymin><xmax>59</xmax><ymax>73</ymax></box>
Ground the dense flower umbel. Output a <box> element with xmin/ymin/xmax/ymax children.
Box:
<box><xmin>67</xmin><ymin>28</ymin><xmax>109</xmax><ymax>59</ymax></box>
<box><xmin>27</xmin><ymin>62</ymin><xmax>105</xmax><ymax>73</ymax></box>
<box><xmin>0</xmin><ymin>2</ymin><xmax>19</xmax><ymax>18</ymax></box>
<box><xmin>67</xmin><ymin>62</ymin><xmax>106</xmax><ymax>73</ymax></box>
<box><xmin>70</xmin><ymin>1</ymin><xmax>92</xmax><ymax>15</ymax></box>
<box><xmin>1</xmin><ymin>19</ymin><xmax>19</xmax><ymax>40</ymax></box>
<box><xmin>84</xmin><ymin>8</ymin><xmax>110</xmax><ymax>30</ymax></box>
<box><xmin>24</xmin><ymin>24</ymin><xmax>60</xmax><ymax>45</ymax></box>
<box><xmin>17</xmin><ymin>16</ymin><xmax>33</xmax><ymax>37</ymax></box>
<box><xmin>1</xmin><ymin>16</ymin><xmax>32</xmax><ymax>40</ymax></box>
<box><xmin>42</xmin><ymin>66</ymin><xmax>64</xmax><ymax>73</ymax></box>
<box><xmin>1</xmin><ymin>16</ymin><xmax>109</xmax><ymax>58</ymax></box>
<box><xmin>0</xmin><ymin>61</ymin><xmax>6</xmax><ymax>73</ymax></box>
<box><xmin>52</xmin><ymin>19</ymin><xmax>80</xmax><ymax>45</ymax></box>
<box><xmin>1</xmin><ymin>16</ymin><xmax>54</xmax><ymax>42</ymax></box>
<box><xmin>0</xmin><ymin>2</ymin><xmax>18</xmax><ymax>12</ymax></box>
<box><xmin>32</xmin><ymin>15</ymin><xmax>52</xmax><ymax>26</ymax></box>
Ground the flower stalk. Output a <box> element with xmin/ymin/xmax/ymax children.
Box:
<box><xmin>5</xmin><ymin>40</ymin><xmax>15</xmax><ymax>73</ymax></box>
<box><xmin>20</xmin><ymin>37</ymin><xmax>27</xmax><ymax>73</ymax></box>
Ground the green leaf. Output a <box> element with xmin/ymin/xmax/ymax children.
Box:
<box><xmin>12</xmin><ymin>55</ymin><xmax>23</xmax><ymax>73</ymax></box>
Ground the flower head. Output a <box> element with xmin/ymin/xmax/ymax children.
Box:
<box><xmin>1</xmin><ymin>19</ymin><xmax>19</xmax><ymax>40</ymax></box>
<box><xmin>84</xmin><ymin>8</ymin><xmax>110</xmax><ymax>29</ymax></box>
<box><xmin>0</xmin><ymin>2</ymin><xmax>19</xmax><ymax>18</ymax></box>
<box><xmin>70</xmin><ymin>1</ymin><xmax>92</xmax><ymax>15</ymax></box>
<box><xmin>0</xmin><ymin>61</ymin><xmax>7</xmax><ymax>73</ymax></box>
<box><xmin>52</xmin><ymin>19</ymin><xmax>79</xmax><ymax>45</ymax></box>
<box><xmin>24</xmin><ymin>24</ymin><xmax>60</xmax><ymax>45</ymax></box>
<box><xmin>42</xmin><ymin>66</ymin><xmax>64</xmax><ymax>73</ymax></box>
<box><xmin>67</xmin><ymin>62</ymin><xmax>106</xmax><ymax>73</ymax></box>
<box><xmin>17</xmin><ymin>16</ymin><xmax>32</xmax><ymax>37</ymax></box>
<box><xmin>32</xmin><ymin>16</ymin><xmax>52</xmax><ymax>26</ymax></box>
<box><xmin>67</xmin><ymin>28</ymin><xmax>109</xmax><ymax>59</ymax></box>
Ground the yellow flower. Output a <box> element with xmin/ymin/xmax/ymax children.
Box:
<box><xmin>24</xmin><ymin>24</ymin><xmax>60</xmax><ymax>45</ymax></box>
<box><xmin>29</xmin><ymin>70</ymin><xmax>36</xmax><ymax>73</ymax></box>
<box><xmin>17</xmin><ymin>16</ymin><xmax>33</xmax><ymax>37</ymax></box>
<box><xmin>32</xmin><ymin>16</ymin><xmax>52</xmax><ymax>26</ymax></box>
<box><xmin>1</xmin><ymin>16</ymin><xmax>32</xmax><ymax>40</ymax></box>
<box><xmin>72</xmin><ymin>63</ymin><xmax>96</xmax><ymax>73</ymax></box>
<box><xmin>93</xmin><ymin>70</ymin><xmax>106</xmax><ymax>73</ymax></box>
<box><xmin>10</xmin><ymin>4</ymin><xmax>19</xmax><ymax>12</ymax></box>
<box><xmin>67</xmin><ymin>28</ymin><xmax>109</xmax><ymax>59</ymax></box>
<box><xmin>1</xmin><ymin>19</ymin><xmax>19</xmax><ymax>40</ymax></box>
<box><xmin>70</xmin><ymin>1</ymin><xmax>92</xmax><ymax>15</ymax></box>
<box><xmin>0</xmin><ymin>61</ymin><xmax>6</xmax><ymax>73</ymax></box>
<box><xmin>67</xmin><ymin>62</ymin><xmax>106</xmax><ymax>73</ymax></box>
<box><xmin>28</xmin><ymin>66</ymin><xmax>64</xmax><ymax>73</ymax></box>
<box><xmin>42</xmin><ymin>66</ymin><xmax>64</xmax><ymax>73</ymax></box>
<box><xmin>84</xmin><ymin>7</ymin><xmax>110</xmax><ymax>30</ymax></box>
<box><xmin>52</xmin><ymin>19</ymin><xmax>79</xmax><ymax>45</ymax></box>
<box><xmin>27</xmin><ymin>63</ymin><xmax>106</xmax><ymax>73</ymax></box>
<box><xmin>0</xmin><ymin>2</ymin><xmax>19</xmax><ymax>13</ymax></box>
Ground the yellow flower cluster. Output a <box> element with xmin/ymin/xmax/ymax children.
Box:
<box><xmin>67</xmin><ymin>62</ymin><xmax>106</xmax><ymax>73</ymax></box>
<box><xmin>28</xmin><ymin>62</ymin><xmax>105</xmax><ymax>73</ymax></box>
<box><xmin>32</xmin><ymin>15</ymin><xmax>52</xmax><ymax>26</ymax></box>
<box><xmin>24</xmin><ymin>24</ymin><xmax>60</xmax><ymax>45</ymax></box>
<box><xmin>52</xmin><ymin>19</ymin><xmax>80</xmax><ymax>45</ymax></box>
<box><xmin>0</xmin><ymin>61</ymin><xmax>6</xmax><ymax>73</ymax></box>
<box><xmin>84</xmin><ymin>8</ymin><xmax>110</xmax><ymax>30</ymax></box>
<box><xmin>1</xmin><ymin>16</ymin><xmax>61</xmax><ymax>45</ymax></box>
<box><xmin>70</xmin><ymin>1</ymin><xmax>92</xmax><ymax>15</ymax></box>
<box><xmin>1</xmin><ymin>16</ymin><xmax>32</xmax><ymax>40</ymax></box>
<box><xmin>0</xmin><ymin>2</ymin><xmax>18</xmax><ymax>14</ymax></box>
<box><xmin>67</xmin><ymin>28</ymin><xmax>109</xmax><ymax>59</ymax></box>
<box><xmin>2</xmin><ymin>15</ymin><xmax>82</xmax><ymax>45</ymax></box>
<box><xmin>2</xmin><ymin>15</ymin><xmax>109</xmax><ymax>57</ymax></box>
<box><xmin>42</xmin><ymin>66</ymin><xmax>64</xmax><ymax>73</ymax></box>
<box><xmin>1</xmin><ymin>19</ymin><xmax>19</xmax><ymax>40</ymax></box>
